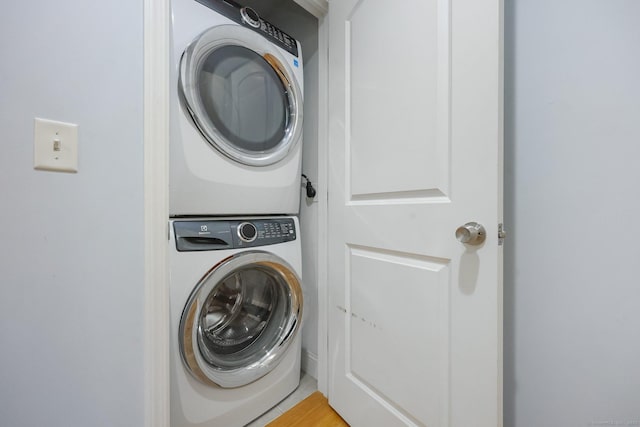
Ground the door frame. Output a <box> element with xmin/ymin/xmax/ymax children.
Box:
<box><xmin>289</xmin><ymin>0</ymin><xmax>331</xmax><ymax>388</ymax></box>
<box><xmin>143</xmin><ymin>0</ymin><xmax>170</xmax><ymax>426</ymax></box>
<box><xmin>316</xmin><ymin>12</ymin><xmax>330</xmax><ymax>395</ymax></box>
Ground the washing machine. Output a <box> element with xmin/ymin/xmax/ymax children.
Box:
<box><xmin>169</xmin><ymin>216</ymin><xmax>303</xmax><ymax>427</ymax></box>
<box><xmin>170</xmin><ymin>0</ymin><xmax>305</xmax><ymax>216</ymax></box>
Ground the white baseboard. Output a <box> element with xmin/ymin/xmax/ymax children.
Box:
<box><xmin>301</xmin><ymin>348</ymin><xmax>318</xmax><ymax>379</ymax></box>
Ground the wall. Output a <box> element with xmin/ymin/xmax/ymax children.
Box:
<box><xmin>0</xmin><ymin>2</ymin><xmax>145</xmax><ymax>426</ymax></box>
<box><xmin>505</xmin><ymin>1</ymin><xmax>640</xmax><ymax>425</ymax></box>
<box><xmin>242</xmin><ymin>0</ymin><xmax>321</xmax><ymax>377</ymax></box>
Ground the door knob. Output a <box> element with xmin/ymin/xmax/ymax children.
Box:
<box><xmin>455</xmin><ymin>222</ymin><xmax>486</xmax><ymax>245</ymax></box>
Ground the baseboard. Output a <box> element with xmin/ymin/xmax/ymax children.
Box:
<box><xmin>301</xmin><ymin>349</ymin><xmax>318</xmax><ymax>379</ymax></box>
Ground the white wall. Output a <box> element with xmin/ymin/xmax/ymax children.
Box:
<box><xmin>0</xmin><ymin>2</ymin><xmax>145</xmax><ymax>426</ymax></box>
<box><xmin>505</xmin><ymin>1</ymin><xmax>640</xmax><ymax>425</ymax></box>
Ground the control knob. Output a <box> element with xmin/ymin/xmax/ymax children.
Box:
<box><xmin>238</xmin><ymin>222</ymin><xmax>258</xmax><ymax>243</ymax></box>
<box><xmin>240</xmin><ymin>7</ymin><xmax>261</xmax><ymax>29</ymax></box>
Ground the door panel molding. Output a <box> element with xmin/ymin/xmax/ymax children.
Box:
<box><xmin>343</xmin><ymin>244</ymin><xmax>451</xmax><ymax>426</ymax></box>
<box><xmin>344</xmin><ymin>0</ymin><xmax>452</xmax><ymax>200</ymax></box>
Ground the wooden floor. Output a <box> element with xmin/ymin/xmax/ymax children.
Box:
<box><xmin>267</xmin><ymin>391</ymin><xmax>349</xmax><ymax>427</ymax></box>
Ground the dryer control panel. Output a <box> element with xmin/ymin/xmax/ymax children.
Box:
<box><xmin>195</xmin><ymin>0</ymin><xmax>299</xmax><ymax>58</ymax></box>
<box><xmin>173</xmin><ymin>218</ymin><xmax>296</xmax><ymax>252</ymax></box>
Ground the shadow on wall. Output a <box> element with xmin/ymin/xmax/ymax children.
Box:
<box><xmin>503</xmin><ymin>0</ymin><xmax>516</xmax><ymax>425</ymax></box>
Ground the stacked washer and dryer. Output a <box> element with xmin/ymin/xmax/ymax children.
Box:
<box><xmin>168</xmin><ymin>0</ymin><xmax>306</xmax><ymax>425</ymax></box>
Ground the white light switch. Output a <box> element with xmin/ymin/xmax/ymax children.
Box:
<box><xmin>34</xmin><ymin>118</ymin><xmax>78</xmax><ymax>173</ymax></box>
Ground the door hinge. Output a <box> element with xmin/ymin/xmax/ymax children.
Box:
<box><xmin>498</xmin><ymin>223</ymin><xmax>507</xmax><ymax>245</ymax></box>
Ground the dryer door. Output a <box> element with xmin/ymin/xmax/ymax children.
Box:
<box><xmin>180</xmin><ymin>25</ymin><xmax>303</xmax><ymax>167</ymax></box>
<box><xmin>179</xmin><ymin>250</ymin><xmax>303</xmax><ymax>388</ymax></box>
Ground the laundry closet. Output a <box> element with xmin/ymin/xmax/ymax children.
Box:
<box><xmin>167</xmin><ymin>0</ymin><xmax>324</xmax><ymax>425</ymax></box>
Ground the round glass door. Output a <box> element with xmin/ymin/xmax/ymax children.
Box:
<box><xmin>180</xmin><ymin>251</ymin><xmax>303</xmax><ymax>388</ymax></box>
<box><xmin>180</xmin><ymin>25</ymin><xmax>303</xmax><ymax>166</ymax></box>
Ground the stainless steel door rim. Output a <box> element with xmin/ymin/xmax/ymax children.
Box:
<box><xmin>179</xmin><ymin>250</ymin><xmax>303</xmax><ymax>388</ymax></box>
<box><xmin>180</xmin><ymin>25</ymin><xmax>303</xmax><ymax>167</ymax></box>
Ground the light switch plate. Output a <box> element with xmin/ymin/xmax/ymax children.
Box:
<box><xmin>34</xmin><ymin>118</ymin><xmax>78</xmax><ymax>173</ymax></box>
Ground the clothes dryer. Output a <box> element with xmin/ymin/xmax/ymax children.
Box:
<box><xmin>169</xmin><ymin>217</ymin><xmax>303</xmax><ymax>427</ymax></box>
<box><xmin>170</xmin><ymin>0</ymin><xmax>304</xmax><ymax>216</ymax></box>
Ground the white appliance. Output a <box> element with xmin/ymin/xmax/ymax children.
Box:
<box><xmin>170</xmin><ymin>0</ymin><xmax>305</xmax><ymax>216</ymax></box>
<box><xmin>169</xmin><ymin>217</ymin><xmax>303</xmax><ymax>427</ymax></box>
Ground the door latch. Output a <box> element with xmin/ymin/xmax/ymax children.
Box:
<box><xmin>498</xmin><ymin>223</ymin><xmax>507</xmax><ymax>245</ymax></box>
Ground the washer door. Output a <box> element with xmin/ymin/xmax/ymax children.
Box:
<box><xmin>179</xmin><ymin>251</ymin><xmax>303</xmax><ymax>388</ymax></box>
<box><xmin>180</xmin><ymin>25</ymin><xmax>303</xmax><ymax>167</ymax></box>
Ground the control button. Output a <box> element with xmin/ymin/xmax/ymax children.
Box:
<box><xmin>240</xmin><ymin>7</ymin><xmax>261</xmax><ymax>28</ymax></box>
<box><xmin>238</xmin><ymin>222</ymin><xmax>258</xmax><ymax>243</ymax></box>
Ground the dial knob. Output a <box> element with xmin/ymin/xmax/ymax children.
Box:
<box><xmin>238</xmin><ymin>222</ymin><xmax>257</xmax><ymax>242</ymax></box>
<box><xmin>240</xmin><ymin>7</ymin><xmax>261</xmax><ymax>29</ymax></box>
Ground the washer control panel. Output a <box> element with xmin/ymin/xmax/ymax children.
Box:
<box><xmin>235</xmin><ymin>218</ymin><xmax>296</xmax><ymax>247</ymax></box>
<box><xmin>195</xmin><ymin>0</ymin><xmax>299</xmax><ymax>57</ymax></box>
<box><xmin>174</xmin><ymin>218</ymin><xmax>296</xmax><ymax>252</ymax></box>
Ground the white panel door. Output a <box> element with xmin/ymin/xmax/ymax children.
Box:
<box><xmin>327</xmin><ymin>0</ymin><xmax>503</xmax><ymax>426</ymax></box>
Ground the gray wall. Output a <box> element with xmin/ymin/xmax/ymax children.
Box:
<box><xmin>0</xmin><ymin>2</ymin><xmax>145</xmax><ymax>426</ymax></box>
<box><xmin>505</xmin><ymin>1</ymin><xmax>640</xmax><ymax>425</ymax></box>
